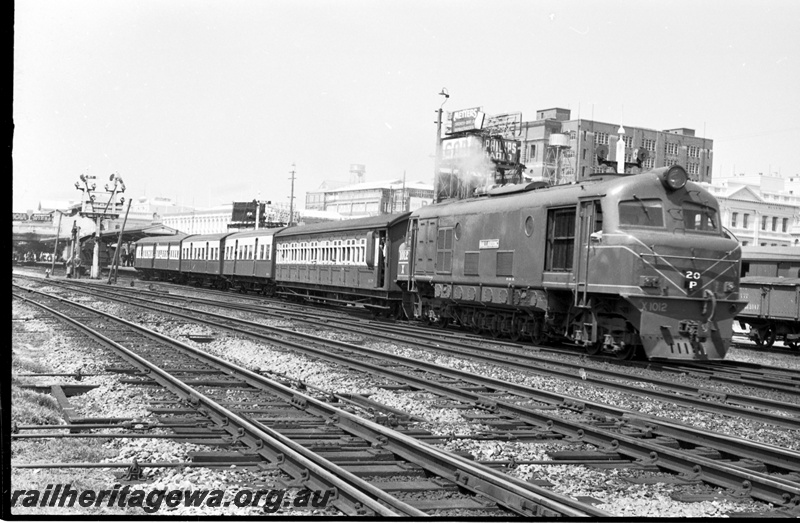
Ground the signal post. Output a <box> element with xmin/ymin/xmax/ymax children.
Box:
<box><xmin>74</xmin><ymin>173</ymin><xmax>126</xmax><ymax>279</ymax></box>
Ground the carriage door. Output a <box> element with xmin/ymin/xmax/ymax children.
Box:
<box><xmin>574</xmin><ymin>199</ymin><xmax>603</xmax><ymax>307</ymax></box>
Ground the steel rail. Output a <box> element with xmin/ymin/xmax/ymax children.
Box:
<box><xmin>56</xmin><ymin>288</ymin><xmax>800</xmax><ymax>507</ymax></box>
<box><xmin>41</xmin><ymin>277</ymin><xmax>800</xmax><ymax>420</ymax></box>
<box><xmin>49</xmin><ymin>279</ymin><xmax>800</xmax><ymax>441</ymax></box>
<box><xmin>33</xmin><ymin>280</ymin><xmax>800</xmax><ymax>466</ymax></box>
<box><xmin>13</xmin><ymin>290</ymin><xmax>426</xmax><ymax>517</ymax></box>
<box><xmin>318</xmin><ymin>322</ymin><xmax>800</xmax><ymax>421</ymax></box>
<box><xmin>14</xmin><ymin>287</ymin><xmax>607</xmax><ymax>517</ymax></box>
<box><xmin>18</xmin><ymin>279</ymin><xmax>800</xmax><ymax>506</ymax></box>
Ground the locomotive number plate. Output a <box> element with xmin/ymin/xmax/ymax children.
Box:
<box><xmin>684</xmin><ymin>270</ymin><xmax>702</xmax><ymax>292</ymax></box>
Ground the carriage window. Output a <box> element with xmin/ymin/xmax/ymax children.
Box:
<box><xmin>619</xmin><ymin>199</ymin><xmax>664</xmax><ymax>227</ymax></box>
<box><xmin>682</xmin><ymin>202</ymin><xmax>719</xmax><ymax>233</ymax></box>
<box><xmin>545</xmin><ymin>208</ymin><xmax>575</xmax><ymax>271</ymax></box>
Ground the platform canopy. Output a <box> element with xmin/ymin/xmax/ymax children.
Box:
<box><xmin>35</xmin><ymin>224</ymin><xmax>183</xmax><ymax>247</ymax></box>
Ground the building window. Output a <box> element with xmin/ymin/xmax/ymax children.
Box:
<box><xmin>642</xmin><ymin>138</ymin><xmax>656</xmax><ymax>152</ymax></box>
<box><xmin>594</xmin><ymin>132</ymin><xmax>609</xmax><ymax>145</ymax></box>
<box><xmin>772</xmin><ymin>217</ymin><xmax>779</xmax><ymax>231</ymax></box>
<box><xmin>783</xmin><ymin>218</ymin><xmax>789</xmax><ymax>233</ymax></box>
<box><xmin>687</xmin><ymin>145</ymin><xmax>699</xmax><ymax>158</ymax></box>
<box><xmin>623</xmin><ymin>135</ymin><xmax>633</xmax><ymax>148</ymax></box>
<box><xmin>743</xmin><ymin>214</ymin><xmax>749</xmax><ymax>228</ymax></box>
<box><xmin>569</xmin><ymin>130</ymin><xmax>577</xmax><ymax>140</ymax></box>
<box><xmin>762</xmin><ymin>216</ymin><xmax>768</xmax><ymax>230</ymax></box>
<box><xmin>731</xmin><ymin>212</ymin><xmax>738</xmax><ymax>228</ymax></box>
<box><xmin>687</xmin><ymin>163</ymin><xmax>699</xmax><ymax>175</ymax></box>
<box><xmin>666</xmin><ymin>142</ymin><xmax>679</xmax><ymax>155</ymax></box>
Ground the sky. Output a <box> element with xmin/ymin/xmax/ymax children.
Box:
<box><xmin>13</xmin><ymin>0</ymin><xmax>800</xmax><ymax>212</ymax></box>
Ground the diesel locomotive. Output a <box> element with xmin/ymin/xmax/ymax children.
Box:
<box><xmin>398</xmin><ymin>165</ymin><xmax>747</xmax><ymax>360</ymax></box>
<box><xmin>134</xmin><ymin>165</ymin><xmax>746</xmax><ymax>360</ymax></box>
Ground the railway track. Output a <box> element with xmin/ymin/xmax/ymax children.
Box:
<box><xmin>36</xmin><ymin>274</ymin><xmax>800</xmax><ymax>428</ymax></box>
<box><xmin>12</xmin><ymin>275</ymin><xmax>800</xmax><ymax>513</ymax></box>
<box><xmin>12</xmin><ymin>283</ymin><xmax>609</xmax><ymax>517</ymax></box>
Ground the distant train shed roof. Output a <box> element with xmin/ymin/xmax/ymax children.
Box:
<box><xmin>97</xmin><ymin>224</ymin><xmax>183</xmax><ymax>243</ymax></box>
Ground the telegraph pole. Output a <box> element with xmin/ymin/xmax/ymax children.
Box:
<box><xmin>288</xmin><ymin>164</ymin><xmax>296</xmax><ymax>226</ymax></box>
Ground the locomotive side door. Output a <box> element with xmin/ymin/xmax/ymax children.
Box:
<box><xmin>574</xmin><ymin>199</ymin><xmax>603</xmax><ymax>307</ymax></box>
<box><xmin>415</xmin><ymin>218</ymin><xmax>437</xmax><ymax>276</ymax></box>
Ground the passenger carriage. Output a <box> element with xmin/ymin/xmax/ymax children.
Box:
<box><xmin>273</xmin><ymin>213</ymin><xmax>411</xmax><ymax>316</ymax></box>
<box><xmin>179</xmin><ymin>232</ymin><xmax>233</xmax><ymax>287</ymax></box>
<box><xmin>134</xmin><ymin>234</ymin><xmax>186</xmax><ymax>280</ymax></box>
<box><xmin>222</xmin><ymin>228</ymin><xmax>284</xmax><ymax>294</ymax></box>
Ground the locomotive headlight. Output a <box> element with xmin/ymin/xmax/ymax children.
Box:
<box><xmin>658</xmin><ymin>165</ymin><xmax>688</xmax><ymax>191</ymax></box>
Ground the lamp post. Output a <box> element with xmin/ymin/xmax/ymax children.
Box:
<box><xmin>288</xmin><ymin>164</ymin><xmax>296</xmax><ymax>226</ymax></box>
<box><xmin>434</xmin><ymin>88</ymin><xmax>449</xmax><ymax>203</ymax></box>
<box><xmin>75</xmin><ymin>173</ymin><xmax>126</xmax><ymax>278</ymax></box>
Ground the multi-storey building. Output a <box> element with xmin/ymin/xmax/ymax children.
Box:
<box><xmin>160</xmin><ymin>201</ymin><xmax>300</xmax><ymax>234</ymax></box>
<box><xmin>305</xmin><ymin>179</ymin><xmax>433</xmax><ymax>218</ymax></box>
<box><xmin>703</xmin><ymin>174</ymin><xmax>800</xmax><ymax>247</ymax></box>
<box><xmin>518</xmin><ymin>108</ymin><xmax>713</xmax><ymax>184</ymax></box>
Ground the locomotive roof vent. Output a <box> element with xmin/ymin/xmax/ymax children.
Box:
<box><xmin>652</xmin><ymin>165</ymin><xmax>688</xmax><ymax>191</ymax></box>
<box><xmin>487</xmin><ymin>180</ymin><xmax>550</xmax><ymax>196</ymax></box>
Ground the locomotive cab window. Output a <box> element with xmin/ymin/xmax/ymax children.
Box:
<box><xmin>682</xmin><ymin>202</ymin><xmax>719</xmax><ymax>233</ymax></box>
<box><xmin>619</xmin><ymin>199</ymin><xmax>664</xmax><ymax>228</ymax></box>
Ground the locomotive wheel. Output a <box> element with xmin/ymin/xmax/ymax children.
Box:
<box><xmin>530</xmin><ymin>318</ymin><xmax>546</xmax><ymax>345</ymax></box>
<box><xmin>614</xmin><ymin>343</ymin><xmax>637</xmax><ymax>360</ymax></box>
<box><xmin>388</xmin><ymin>303</ymin><xmax>404</xmax><ymax>321</ymax></box>
<box><xmin>472</xmin><ymin>312</ymin><xmax>485</xmax><ymax>334</ymax></box>
<box><xmin>489</xmin><ymin>316</ymin><xmax>503</xmax><ymax>339</ymax></box>
<box><xmin>437</xmin><ymin>316</ymin><xmax>450</xmax><ymax>329</ymax></box>
<box><xmin>586</xmin><ymin>340</ymin><xmax>602</xmax><ymax>356</ymax></box>
<box><xmin>509</xmin><ymin>318</ymin><xmax>525</xmax><ymax>342</ymax></box>
<box><xmin>753</xmin><ymin>326</ymin><xmax>776</xmax><ymax>348</ymax></box>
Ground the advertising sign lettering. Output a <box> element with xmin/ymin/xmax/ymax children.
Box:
<box><xmin>485</xmin><ymin>137</ymin><xmax>520</xmax><ymax>163</ymax></box>
<box><xmin>484</xmin><ymin>112</ymin><xmax>522</xmax><ymax>137</ymax></box>
<box><xmin>448</xmin><ymin>107</ymin><xmax>485</xmax><ymax>134</ymax></box>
